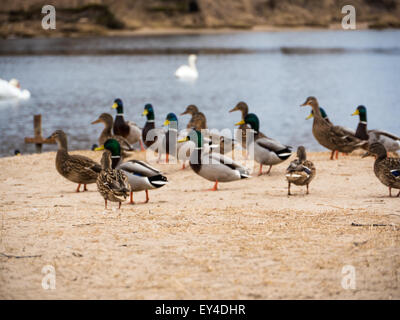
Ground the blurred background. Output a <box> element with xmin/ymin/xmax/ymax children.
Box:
<box><xmin>0</xmin><ymin>0</ymin><xmax>399</xmax><ymax>156</ymax></box>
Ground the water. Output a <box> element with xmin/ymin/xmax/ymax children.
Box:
<box><xmin>0</xmin><ymin>30</ymin><xmax>399</xmax><ymax>157</ymax></box>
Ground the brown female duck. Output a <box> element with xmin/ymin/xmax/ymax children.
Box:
<box><xmin>301</xmin><ymin>96</ymin><xmax>367</xmax><ymax>159</ymax></box>
<box><xmin>48</xmin><ymin>130</ymin><xmax>101</xmax><ymax>192</ymax></box>
<box><xmin>286</xmin><ymin>146</ymin><xmax>316</xmax><ymax>195</ymax></box>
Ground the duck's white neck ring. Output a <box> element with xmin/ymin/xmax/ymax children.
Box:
<box><xmin>111</xmin><ymin>156</ymin><xmax>120</xmax><ymax>159</ymax></box>
<box><xmin>147</xmin><ymin>120</ymin><xmax>155</xmax><ymax>123</ymax></box>
<box><xmin>359</xmin><ymin>121</ymin><xmax>367</xmax><ymax>125</ymax></box>
<box><xmin>169</xmin><ymin>128</ymin><xmax>178</xmax><ymax>131</ymax></box>
<box><xmin>116</xmin><ymin>114</ymin><xmax>124</xmax><ymax>117</ymax></box>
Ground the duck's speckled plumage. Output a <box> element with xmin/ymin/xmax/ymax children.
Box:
<box><xmin>286</xmin><ymin>146</ymin><xmax>316</xmax><ymax>195</ymax></box>
<box><xmin>50</xmin><ymin>130</ymin><xmax>101</xmax><ymax>191</ymax></box>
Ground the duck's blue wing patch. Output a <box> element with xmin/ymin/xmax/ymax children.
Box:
<box><xmin>302</xmin><ymin>166</ymin><xmax>312</xmax><ymax>175</ymax></box>
<box><xmin>390</xmin><ymin>170</ymin><xmax>400</xmax><ymax>178</ymax></box>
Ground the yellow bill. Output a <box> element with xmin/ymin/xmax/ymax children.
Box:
<box><xmin>94</xmin><ymin>145</ymin><xmax>105</xmax><ymax>151</ymax></box>
<box><xmin>351</xmin><ymin>109</ymin><xmax>359</xmax><ymax>116</ymax></box>
<box><xmin>163</xmin><ymin>119</ymin><xmax>170</xmax><ymax>126</ymax></box>
<box><xmin>306</xmin><ymin>113</ymin><xmax>314</xmax><ymax>120</ymax></box>
<box><xmin>142</xmin><ymin>109</ymin><xmax>148</xmax><ymax>116</ymax></box>
<box><xmin>112</xmin><ymin>103</ymin><xmax>118</xmax><ymax>109</ymax></box>
<box><xmin>235</xmin><ymin>120</ymin><xmax>245</xmax><ymax>126</ymax></box>
<box><xmin>178</xmin><ymin>137</ymin><xmax>189</xmax><ymax>143</ymax></box>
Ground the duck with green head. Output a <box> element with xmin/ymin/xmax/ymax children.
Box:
<box><xmin>111</xmin><ymin>98</ymin><xmax>143</xmax><ymax>150</ymax></box>
<box><xmin>362</xmin><ymin>142</ymin><xmax>400</xmax><ymax>197</ymax></box>
<box><xmin>352</xmin><ymin>105</ymin><xmax>400</xmax><ymax>154</ymax></box>
<box><xmin>236</xmin><ymin>113</ymin><xmax>292</xmax><ymax>176</ymax></box>
<box><xmin>142</xmin><ymin>103</ymin><xmax>164</xmax><ymax>149</ymax></box>
<box><xmin>178</xmin><ymin>129</ymin><xmax>250</xmax><ymax>191</ymax></box>
<box><xmin>97</xmin><ymin>139</ymin><xmax>168</xmax><ymax>204</ymax></box>
<box><xmin>301</xmin><ymin>96</ymin><xmax>368</xmax><ymax>160</ymax></box>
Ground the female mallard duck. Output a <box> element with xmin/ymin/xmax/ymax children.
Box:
<box><xmin>96</xmin><ymin>150</ymin><xmax>130</xmax><ymax>209</ymax></box>
<box><xmin>160</xmin><ymin>113</ymin><xmax>194</xmax><ymax>166</ymax></box>
<box><xmin>178</xmin><ymin>129</ymin><xmax>250</xmax><ymax>191</ymax></box>
<box><xmin>111</xmin><ymin>98</ymin><xmax>143</xmax><ymax>150</ymax></box>
<box><xmin>362</xmin><ymin>142</ymin><xmax>400</xmax><ymax>197</ymax></box>
<box><xmin>236</xmin><ymin>113</ymin><xmax>292</xmax><ymax>175</ymax></box>
<box><xmin>306</xmin><ymin>106</ymin><xmax>356</xmax><ymax>159</ymax></box>
<box><xmin>301</xmin><ymin>96</ymin><xmax>368</xmax><ymax>160</ymax></box>
<box><xmin>48</xmin><ymin>130</ymin><xmax>101</xmax><ymax>192</ymax></box>
<box><xmin>286</xmin><ymin>146</ymin><xmax>316</xmax><ymax>195</ymax></box>
<box><xmin>352</xmin><ymin>105</ymin><xmax>400</xmax><ymax>154</ymax></box>
<box><xmin>181</xmin><ymin>104</ymin><xmax>235</xmax><ymax>155</ymax></box>
<box><xmin>100</xmin><ymin>139</ymin><xmax>168</xmax><ymax>204</ymax></box>
<box><xmin>91</xmin><ymin>113</ymin><xmax>134</xmax><ymax>155</ymax></box>
<box><xmin>181</xmin><ymin>104</ymin><xmax>207</xmax><ymax>130</ymax></box>
<box><xmin>229</xmin><ymin>101</ymin><xmax>252</xmax><ymax>149</ymax></box>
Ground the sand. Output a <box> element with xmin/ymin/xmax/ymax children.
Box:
<box><xmin>0</xmin><ymin>150</ymin><xmax>399</xmax><ymax>299</ymax></box>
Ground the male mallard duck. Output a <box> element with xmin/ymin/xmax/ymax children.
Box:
<box><xmin>160</xmin><ymin>112</ymin><xmax>194</xmax><ymax>165</ymax></box>
<box><xmin>306</xmin><ymin>106</ymin><xmax>355</xmax><ymax>159</ymax></box>
<box><xmin>142</xmin><ymin>103</ymin><xmax>164</xmax><ymax>149</ymax></box>
<box><xmin>100</xmin><ymin>139</ymin><xmax>168</xmax><ymax>204</ymax></box>
<box><xmin>111</xmin><ymin>98</ymin><xmax>143</xmax><ymax>150</ymax></box>
<box><xmin>362</xmin><ymin>142</ymin><xmax>400</xmax><ymax>197</ymax></box>
<box><xmin>96</xmin><ymin>150</ymin><xmax>130</xmax><ymax>209</ymax></box>
<box><xmin>91</xmin><ymin>113</ymin><xmax>134</xmax><ymax>154</ymax></box>
<box><xmin>178</xmin><ymin>129</ymin><xmax>250</xmax><ymax>191</ymax></box>
<box><xmin>236</xmin><ymin>113</ymin><xmax>292</xmax><ymax>175</ymax></box>
<box><xmin>286</xmin><ymin>146</ymin><xmax>316</xmax><ymax>195</ymax></box>
<box><xmin>352</xmin><ymin>105</ymin><xmax>400</xmax><ymax>154</ymax></box>
<box><xmin>301</xmin><ymin>97</ymin><xmax>368</xmax><ymax>160</ymax></box>
<box><xmin>48</xmin><ymin>130</ymin><xmax>101</xmax><ymax>192</ymax></box>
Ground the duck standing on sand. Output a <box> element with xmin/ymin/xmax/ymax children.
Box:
<box><xmin>236</xmin><ymin>113</ymin><xmax>292</xmax><ymax>175</ymax></box>
<box><xmin>351</xmin><ymin>105</ymin><xmax>400</xmax><ymax>154</ymax></box>
<box><xmin>301</xmin><ymin>96</ymin><xmax>368</xmax><ymax>160</ymax></box>
<box><xmin>178</xmin><ymin>129</ymin><xmax>250</xmax><ymax>191</ymax></box>
<box><xmin>286</xmin><ymin>146</ymin><xmax>316</xmax><ymax>195</ymax></box>
<box><xmin>96</xmin><ymin>150</ymin><xmax>130</xmax><ymax>209</ymax></box>
<box><xmin>111</xmin><ymin>98</ymin><xmax>143</xmax><ymax>150</ymax></box>
<box><xmin>306</xmin><ymin>107</ymin><xmax>355</xmax><ymax>159</ymax></box>
<box><xmin>362</xmin><ymin>142</ymin><xmax>400</xmax><ymax>197</ymax></box>
<box><xmin>91</xmin><ymin>112</ymin><xmax>134</xmax><ymax>156</ymax></box>
<box><xmin>99</xmin><ymin>139</ymin><xmax>168</xmax><ymax>204</ymax></box>
<box><xmin>142</xmin><ymin>103</ymin><xmax>164</xmax><ymax>149</ymax></box>
<box><xmin>48</xmin><ymin>130</ymin><xmax>101</xmax><ymax>192</ymax></box>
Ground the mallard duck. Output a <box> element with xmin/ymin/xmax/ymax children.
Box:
<box><xmin>48</xmin><ymin>130</ymin><xmax>101</xmax><ymax>192</ymax></box>
<box><xmin>306</xmin><ymin>106</ymin><xmax>356</xmax><ymax>159</ymax></box>
<box><xmin>286</xmin><ymin>146</ymin><xmax>316</xmax><ymax>195</ymax></box>
<box><xmin>362</xmin><ymin>142</ymin><xmax>400</xmax><ymax>197</ymax></box>
<box><xmin>99</xmin><ymin>139</ymin><xmax>168</xmax><ymax>204</ymax></box>
<box><xmin>352</xmin><ymin>105</ymin><xmax>400</xmax><ymax>154</ymax></box>
<box><xmin>178</xmin><ymin>129</ymin><xmax>250</xmax><ymax>191</ymax></box>
<box><xmin>301</xmin><ymin>97</ymin><xmax>368</xmax><ymax>160</ymax></box>
<box><xmin>91</xmin><ymin>113</ymin><xmax>134</xmax><ymax>155</ymax></box>
<box><xmin>236</xmin><ymin>113</ymin><xmax>292</xmax><ymax>175</ymax></box>
<box><xmin>96</xmin><ymin>150</ymin><xmax>130</xmax><ymax>209</ymax></box>
<box><xmin>181</xmin><ymin>104</ymin><xmax>235</xmax><ymax>155</ymax></box>
<box><xmin>181</xmin><ymin>104</ymin><xmax>207</xmax><ymax>130</ymax></box>
<box><xmin>160</xmin><ymin>113</ymin><xmax>194</xmax><ymax>165</ymax></box>
<box><xmin>229</xmin><ymin>101</ymin><xmax>251</xmax><ymax>149</ymax></box>
<box><xmin>142</xmin><ymin>103</ymin><xmax>164</xmax><ymax>149</ymax></box>
<box><xmin>111</xmin><ymin>98</ymin><xmax>143</xmax><ymax>150</ymax></box>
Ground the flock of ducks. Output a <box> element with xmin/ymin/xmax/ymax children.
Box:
<box><xmin>48</xmin><ymin>96</ymin><xmax>400</xmax><ymax>209</ymax></box>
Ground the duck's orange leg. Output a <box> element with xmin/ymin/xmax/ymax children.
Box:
<box><xmin>330</xmin><ymin>150</ymin><xmax>335</xmax><ymax>160</ymax></box>
<box><xmin>140</xmin><ymin>140</ymin><xmax>145</xmax><ymax>152</ymax></box>
<box><xmin>83</xmin><ymin>184</ymin><xmax>88</xmax><ymax>191</ymax></box>
<box><xmin>258</xmin><ymin>164</ymin><xmax>263</xmax><ymax>176</ymax></box>
<box><xmin>144</xmin><ymin>190</ymin><xmax>150</xmax><ymax>203</ymax></box>
<box><xmin>129</xmin><ymin>192</ymin><xmax>135</xmax><ymax>204</ymax></box>
<box><xmin>208</xmin><ymin>180</ymin><xmax>218</xmax><ymax>191</ymax></box>
<box><xmin>76</xmin><ymin>184</ymin><xmax>81</xmax><ymax>192</ymax></box>
<box><xmin>335</xmin><ymin>150</ymin><xmax>339</xmax><ymax>160</ymax></box>
<box><xmin>166</xmin><ymin>153</ymin><xmax>169</xmax><ymax>164</ymax></box>
<box><xmin>266</xmin><ymin>165</ymin><xmax>272</xmax><ymax>174</ymax></box>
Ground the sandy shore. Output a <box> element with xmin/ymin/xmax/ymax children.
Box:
<box><xmin>0</xmin><ymin>150</ymin><xmax>399</xmax><ymax>299</ymax></box>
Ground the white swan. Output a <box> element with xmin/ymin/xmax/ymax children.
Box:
<box><xmin>0</xmin><ymin>78</ymin><xmax>30</xmax><ymax>100</ymax></box>
<box><xmin>175</xmin><ymin>54</ymin><xmax>198</xmax><ymax>80</ymax></box>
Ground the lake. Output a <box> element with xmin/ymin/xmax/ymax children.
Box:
<box><xmin>0</xmin><ymin>30</ymin><xmax>399</xmax><ymax>157</ymax></box>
